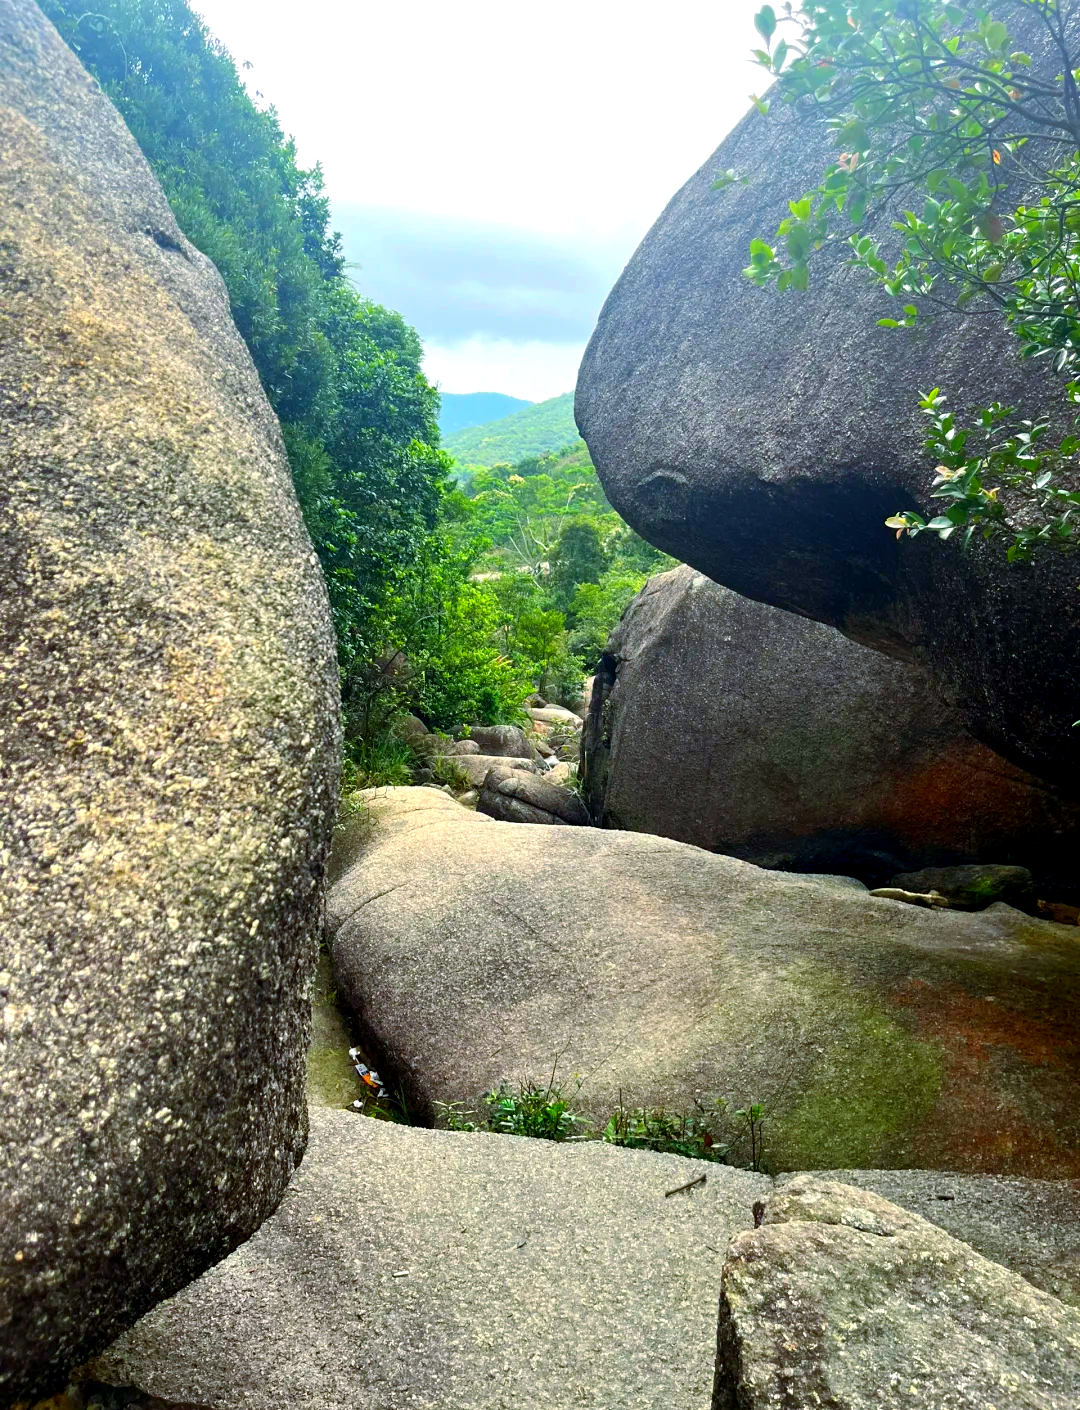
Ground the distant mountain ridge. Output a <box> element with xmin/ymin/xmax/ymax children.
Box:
<box><xmin>443</xmin><ymin>391</ymin><xmax>578</xmax><ymax>466</ymax></box>
<box><xmin>438</xmin><ymin>392</ymin><xmax>532</xmax><ymax>437</ymax></box>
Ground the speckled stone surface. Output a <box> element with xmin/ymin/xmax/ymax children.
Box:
<box><xmin>477</xmin><ymin>768</ymin><xmax>591</xmax><ymax>826</ymax></box>
<box><xmin>581</xmin><ymin>566</ymin><xmax>1080</xmax><ymax>895</ymax></box>
<box><xmin>714</xmin><ymin>1177</ymin><xmax>1080</xmax><ymax>1409</ymax></box>
<box><xmin>574</xmin><ymin>47</ymin><xmax>1080</xmax><ymax>795</ymax></box>
<box><xmin>790</xmin><ymin>1168</ymin><xmax>1080</xmax><ymax>1309</ymax></box>
<box><xmin>0</xmin><ymin>1</ymin><xmax>341</xmax><ymax>1397</ymax></box>
<box><xmin>89</xmin><ymin>1108</ymin><xmax>769</xmax><ymax>1410</ymax></box>
<box><xmin>328</xmin><ymin>789</ymin><xmax>1080</xmax><ymax>1179</ymax></box>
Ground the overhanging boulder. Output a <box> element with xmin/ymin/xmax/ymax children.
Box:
<box><xmin>575</xmin><ymin>88</ymin><xmax>1080</xmax><ymax>793</ymax></box>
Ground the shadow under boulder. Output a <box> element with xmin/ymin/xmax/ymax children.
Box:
<box><xmin>581</xmin><ymin>567</ymin><xmax>1079</xmax><ymax>897</ymax></box>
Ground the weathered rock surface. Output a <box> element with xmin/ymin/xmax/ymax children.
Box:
<box><xmin>583</xmin><ymin>567</ymin><xmax>1079</xmax><ymax>892</ymax></box>
<box><xmin>794</xmin><ymin>1168</ymin><xmax>1080</xmax><ymax>1308</ymax></box>
<box><xmin>328</xmin><ymin>789</ymin><xmax>1080</xmax><ymax>1177</ymax></box>
<box><xmin>465</xmin><ymin>723</ymin><xmax>535</xmax><ymax>758</ymax></box>
<box><xmin>446</xmin><ymin>737</ymin><xmax>480</xmax><ymax>755</ymax></box>
<box><xmin>452</xmin><ymin>753</ymin><xmax>538</xmax><ymax>788</ymax></box>
<box><xmin>575</xmin><ymin>83</ymin><xmax>1080</xmax><ymax>793</ymax></box>
<box><xmin>0</xmin><ymin>3</ymin><xmax>340</xmax><ymax>1397</ymax></box>
<box><xmin>888</xmin><ymin>863</ymin><xmax>1035</xmax><ymax>911</ymax></box>
<box><xmin>713</xmin><ymin>1177</ymin><xmax>1080</xmax><ymax>1410</ymax></box>
<box><xmin>478</xmin><ymin>768</ymin><xmax>591</xmax><ymax>826</ymax></box>
<box><xmin>87</xmin><ymin>1108</ymin><xmax>768</xmax><ymax>1410</ymax></box>
<box><xmin>528</xmin><ymin>706</ymin><xmax>583</xmax><ymax>728</ymax></box>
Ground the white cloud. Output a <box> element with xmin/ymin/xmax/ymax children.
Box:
<box><xmin>191</xmin><ymin>0</ymin><xmax>764</xmax><ymax>395</ymax></box>
<box><xmin>423</xmin><ymin>338</ymin><xmax>584</xmax><ymax>403</ymax></box>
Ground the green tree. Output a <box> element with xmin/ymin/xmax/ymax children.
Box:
<box><xmin>550</xmin><ymin>518</ymin><xmax>606</xmax><ymax>611</ymax></box>
<box><xmin>42</xmin><ymin>0</ymin><xmax>449</xmax><ymax>674</ymax></box>
<box><xmin>745</xmin><ymin>0</ymin><xmax>1080</xmax><ymax>558</ymax></box>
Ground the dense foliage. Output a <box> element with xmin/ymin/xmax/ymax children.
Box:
<box><xmin>442</xmin><ymin>392</ymin><xmax>578</xmax><ymax>466</ymax></box>
<box><xmin>745</xmin><ymin>0</ymin><xmax>1080</xmax><ymax>557</ymax></box>
<box><xmin>456</xmin><ymin>443</ymin><xmax>677</xmax><ymax>700</ymax></box>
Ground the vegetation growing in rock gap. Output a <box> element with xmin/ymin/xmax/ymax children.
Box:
<box><xmin>743</xmin><ymin>0</ymin><xmax>1080</xmax><ymax>558</ymax></box>
<box><xmin>434</xmin><ymin>1063</ymin><xmax>586</xmax><ymax>1141</ymax></box>
<box><xmin>434</xmin><ymin>1076</ymin><xmax>773</xmax><ymax>1170</ymax></box>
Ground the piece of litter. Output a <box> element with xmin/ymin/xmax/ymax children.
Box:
<box><xmin>665</xmin><ymin>1173</ymin><xmax>707</xmax><ymax>1198</ymax></box>
<box><xmin>392</xmin><ymin>1269</ymin><xmax>409</xmax><ymax>1278</ymax></box>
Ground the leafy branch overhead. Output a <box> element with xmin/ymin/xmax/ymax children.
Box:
<box><xmin>739</xmin><ymin>0</ymin><xmax>1080</xmax><ymax>555</ymax></box>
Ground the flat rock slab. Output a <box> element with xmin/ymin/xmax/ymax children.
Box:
<box><xmin>714</xmin><ymin>1177</ymin><xmax>1080</xmax><ymax>1410</ymax></box>
<box><xmin>89</xmin><ymin>1108</ymin><xmax>768</xmax><ymax>1410</ymax></box>
<box><xmin>328</xmin><ymin>789</ymin><xmax>1080</xmax><ymax>1177</ymax></box>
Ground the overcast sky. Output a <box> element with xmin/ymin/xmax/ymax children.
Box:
<box><xmin>193</xmin><ymin>0</ymin><xmax>763</xmax><ymax>400</ymax></box>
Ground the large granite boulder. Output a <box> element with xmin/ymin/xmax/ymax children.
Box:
<box><xmin>713</xmin><ymin>1177</ymin><xmax>1080</xmax><ymax>1409</ymax></box>
<box><xmin>0</xmin><ymin>3</ymin><xmax>341</xmax><ymax>1398</ymax></box>
<box><xmin>465</xmin><ymin>723</ymin><xmax>535</xmax><ymax>758</ymax></box>
<box><xmin>582</xmin><ymin>567</ymin><xmax>1079</xmax><ymax>894</ymax></box>
<box><xmin>575</xmin><ymin>85</ymin><xmax>1080</xmax><ymax>794</ymax></box>
<box><xmin>85</xmin><ymin>1109</ymin><xmax>769</xmax><ymax>1410</ymax></box>
<box><xmin>478</xmin><ymin>766</ymin><xmax>591</xmax><ymax>826</ymax></box>
<box><xmin>327</xmin><ymin>790</ymin><xmax>1080</xmax><ymax>1179</ymax></box>
<box><xmin>451</xmin><ymin>752</ymin><xmax>538</xmax><ymax>788</ymax></box>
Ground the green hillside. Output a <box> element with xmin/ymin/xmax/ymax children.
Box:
<box><xmin>443</xmin><ymin>391</ymin><xmax>578</xmax><ymax>466</ymax></box>
<box><xmin>438</xmin><ymin>392</ymin><xmax>532</xmax><ymax>437</ymax></box>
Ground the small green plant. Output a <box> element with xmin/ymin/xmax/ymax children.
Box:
<box><xmin>346</xmin><ymin>730</ymin><xmax>414</xmax><ymax>788</ymax></box>
<box><xmin>433</xmin><ymin>1100</ymin><xmax>477</xmax><ymax>1132</ymax></box>
<box><xmin>733</xmin><ymin>1102</ymin><xmax>768</xmax><ymax>1174</ymax></box>
<box><xmin>431</xmin><ymin>753</ymin><xmax>472</xmax><ymax>792</ymax></box>
<box><xmin>434</xmin><ymin>1056</ymin><xmax>584</xmax><ymax>1142</ymax></box>
<box><xmin>483</xmin><ymin>1075</ymin><xmax>582</xmax><ymax>1141</ymax></box>
<box><xmin>603</xmin><ymin>1093</ymin><xmax>732</xmax><ymax>1162</ymax></box>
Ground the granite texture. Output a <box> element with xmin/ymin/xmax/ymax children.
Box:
<box><xmin>0</xmin><ymin>1</ymin><xmax>340</xmax><ymax>1397</ymax></box>
<box><xmin>327</xmin><ymin>789</ymin><xmax>1080</xmax><ymax>1178</ymax></box>
<box><xmin>714</xmin><ymin>1177</ymin><xmax>1080</xmax><ymax>1409</ymax></box>
<box><xmin>477</xmin><ymin>768</ymin><xmax>591</xmax><ymax>826</ymax></box>
<box><xmin>88</xmin><ymin>1108</ymin><xmax>769</xmax><ymax>1410</ymax></box>
<box><xmin>582</xmin><ymin>567</ymin><xmax>1079</xmax><ymax>893</ymax></box>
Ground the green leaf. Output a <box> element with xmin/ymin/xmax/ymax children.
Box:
<box><xmin>750</xmin><ymin>93</ymin><xmax>771</xmax><ymax>116</ymax></box>
<box><xmin>754</xmin><ymin>5</ymin><xmax>776</xmax><ymax>46</ymax></box>
<box><xmin>878</xmin><ymin>318</ymin><xmax>901</xmax><ymax>328</ymax></box>
<box><xmin>772</xmin><ymin>37</ymin><xmax>789</xmax><ymax>71</ymax></box>
<box><xmin>983</xmin><ymin>20</ymin><xmax>1008</xmax><ymax>52</ymax></box>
